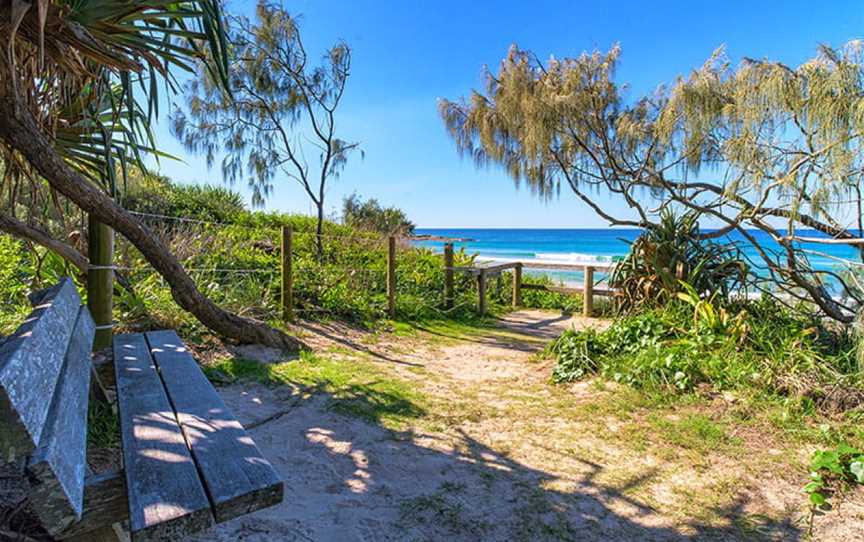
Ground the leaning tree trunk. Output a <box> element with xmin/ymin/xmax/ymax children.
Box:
<box><xmin>0</xmin><ymin>212</ymin><xmax>138</xmax><ymax>295</ymax></box>
<box><xmin>0</xmin><ymin>213</ymin><xmax>89</xmax><ymax>271</ymax></box>
<box><xmin>0</xmin><ymin>97</ymin><xmax>303</xmax><ymax>351</ymax></box>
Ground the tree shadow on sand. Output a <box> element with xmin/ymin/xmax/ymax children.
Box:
<box><xmin>196</xmin><ymin>371</ymin><xmax>801</xmax><ymax>542</ymax></box>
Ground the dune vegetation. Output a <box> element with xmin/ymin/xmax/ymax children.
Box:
<box><xmin>2</xmin><ymin>1</ymin><xmax>864</xmax><ymax>540</ymax></box>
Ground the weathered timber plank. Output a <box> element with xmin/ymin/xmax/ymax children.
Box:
<box><xmin>519</xmin><ymin>283</ymin><xmax>617</xmax><ymax>296</ymax></box>
<box><xmin>450</xmin><ymin>261</ymin><xmax>520</xmax><ymax>275</ymax></box>
<box><xmin>478</xmin><ymin>262</ymin><xmax>521</xmax><ymax>273</ymax></box>
<box><xmin>28</xmin><ymin>307</ymin><xmax>95</xmax><ymax>533</ymax></box>
<box><xmin>145</xmin><ymin>330</ymin><xmax>283</xmax><ymax>523</ymax></box>
<box><xmin>0</xmin><ymin>278</ymin><xmax>79</xmax><ymax>463</ymax></box>
<box><xmin>114</xmin><ymin>333</ymin><xmax>213</xmax><ymax>541</ymax></box>
<box><xmin>57</xmin><ymin>470</ymin><xmax>128</xmax><ymax>540</ymax></box>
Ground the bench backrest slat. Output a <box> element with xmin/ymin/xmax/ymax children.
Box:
<box><xmin>0</xmin><ymin>278</ymin><xmax>80</xmax><ymax>463</ymax></box>
<box><xmin>146</xmin><ymin>330</ymin><xmax>283</xmax><ymax>522</ymax></box>
<box><xmin>27</xmin><ymin>306</ymin><xmax>95</xmax><ymax>534</ymax></box>
<box><xmin>114</xmin><ymin>333</ymin><xmax>214</xmax><ymax>541</ymax></box>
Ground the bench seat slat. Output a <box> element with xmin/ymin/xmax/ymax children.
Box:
<box><xmin>145</xmin><ymin>330</ymin><xmax>284</xmax><ymax>523</ymax></box>
<box><xmin>114</xmin><ymin>333</ymin><xmax>213</xmax><ymax>542</ymax></box>
<box><xmin>27</xmin><ymin>307</ymin><xmax>95</xmax><ymax>534</ymax></box>
<box><xmin>0</xmin><ymin>278</ymin><xmax>79</xmax><ymax>463</ymax></box>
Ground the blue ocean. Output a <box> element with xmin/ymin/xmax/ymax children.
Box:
<box><xmin>413</xmin><ymin>228</ymin><xmax>862</xmax><ymax>285</ymax></box>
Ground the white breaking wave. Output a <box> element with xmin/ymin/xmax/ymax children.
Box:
<box><xmin>534</xmin><ymin>252</ymin><xmax>616</xmax><ymax>264</ymax></box>
<box><xmin>476</xmin><ymin>252</ymin><xmax>618</xmax><ymax>267</ymax></box>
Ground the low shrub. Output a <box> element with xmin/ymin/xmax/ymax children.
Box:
<box><xmin>804</xmin><ymin>443</ymin><xmax>864</xmax><ymax>509</ymax></box>
<box><xmin>0</xmin><ymin>236</ymin><xmax>73</xmax><ymax>335</ymax></box>
<box><xmin>549</xmin><ymin>295</ymin><xmax>860</xmax><ymax>408</ymax></box>
<box><xmin>610</xmin><ymin>209</ymin><xmax>748</xmax><ymax>314</ymax></box>
<box><xmin>111</xmin><ymin>176</ymin><xmax>583</xmax><ymax>331</ymax></box>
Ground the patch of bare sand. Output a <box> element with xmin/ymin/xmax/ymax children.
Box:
<box><xmin>194</xmin><ymin>310</ymin><xmax>860</xmax><ymax>541</ymax></box>
<box><xmin>195</xmin><ymin>384</ymin><xmax>734</xmax><ymax>542</ymax></box>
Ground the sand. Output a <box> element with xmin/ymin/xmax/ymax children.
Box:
<box><xmin>185</xmin><ymin>310</ymin><xmax>864</xmax><ymax>541</ymax></box>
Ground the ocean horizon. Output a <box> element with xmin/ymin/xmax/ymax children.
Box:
<box><xmin>413</xmin><ymin>228</ymin><xmax>863</xmax><ymax>285</ymax></box>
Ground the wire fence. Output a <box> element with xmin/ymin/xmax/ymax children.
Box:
<box><xmin>110</xmin><ymin>211</ymin><xmax>612</xmax><ymax>328</ymax></box>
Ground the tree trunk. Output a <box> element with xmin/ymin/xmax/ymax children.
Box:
<box><xmin>0</xmin><ymin>211</ymin><xmax>138</xmax><ymax>296</ymax></box>
<box><xmin>0</xmin><ymin>96</ymin><xmax>303</xmax><ymax>351</ymax></box>
<box><xmin>0</xmin><ymin>213</ymin><xmax>89</xmax><ymax>271</ymax></box>
<box><xmin>315</xmin><ymin>202</ymin><xmax>325</xmax><ymax>260</ymax></box>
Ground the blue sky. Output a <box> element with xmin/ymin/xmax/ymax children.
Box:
<box><xmin>151</xmin><ymin>0</ymin><xmax>864</xmax><ymax>228</ymax></box>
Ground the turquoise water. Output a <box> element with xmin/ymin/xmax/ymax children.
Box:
<box><xmin>413</xmin><ymin>228</ymin><xmax>862</xmax><ymax>286</ymax></box>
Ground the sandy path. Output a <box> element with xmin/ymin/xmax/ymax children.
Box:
<box><xmin>191</xmin><ymin>310</ymin><xmax>862</xmax><ymax>542</ymax></box>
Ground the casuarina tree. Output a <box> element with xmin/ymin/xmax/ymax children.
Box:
<box><xmin>172</xmin><ymin>2</ymin><xmax>359</xmax><ymax>258</ymax></box>
<box><xmin>441</xmin><ymin>42</ymin><xmax>864</xmax><ymax>322</ymax></box>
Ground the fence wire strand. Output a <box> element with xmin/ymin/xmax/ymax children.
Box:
<box><xmin>110</xmin><ymin>211</ymin><xmax>597</xmax><ymax>321</ymax></box>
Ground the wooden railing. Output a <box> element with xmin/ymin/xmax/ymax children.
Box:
<box><xmin>443</xmin><ymin>243</ymin><xmax>618</xmax><ymax>317</ymax></box>
<box><xmin>278</xmin><ymin>234</ymin><xmax>618</xmax><ymax>321</ymax></box>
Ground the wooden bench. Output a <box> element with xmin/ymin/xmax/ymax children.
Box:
<box><xmin>0</xmin><ymin>278</ymin><xmax>283</xmax><ymax>541</ymax></box>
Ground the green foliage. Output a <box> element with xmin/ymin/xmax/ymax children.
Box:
<box><xmin>122</xmin><ymin>173</ymin><xmax>245</xmax><ymax>224</ymax></box>
<box><xmin>172</xmin><ymin>1</ymin><xmax>356</xmax><ymax>258</ymax></box>
<box><xmin>0</xmin><ymin>236</ymin><xmax>33</xmax><ymax>335</ymax></box>
<box><xmin>114</xmin><ymin>175</ymin><xmax>566</xmax><ymax>332</ymax></box>
<box><xmin>549</xmin><ymin>295</ymin><xmax>860</xmax><ymax>405</ymax></box>
<box><xmin>0</xmin><ymin>235</ymin><xmax>76</xmax><ymax>335</ymax></box>
<box><xmin>804</xmin><ymin>443</ymin><xmax>864</xmax><ymax>509</ymax></box>
<box><xmin>610</xmin><ymin>210</ymin><xmax>748</xmax><ymax>313</ymax></box>
<box><xmin>342</xmin><ymin>193</ymin><xmax>415</xmax><ymax>236</ymax></box>
<box><xmin>87</xmin><ymin>398</ymin><xmax>120</xmax><ymax>450</ymax></box>
<box><xmin>205</xmin><ymin>351</ymin><xmax>427</xmax><ymax>429</ymax></box>
<box><xmin>4</xmin><ymin>0</ymin><xmax>231</xmax><ymax>215</ymax></box>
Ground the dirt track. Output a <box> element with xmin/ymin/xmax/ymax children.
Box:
<box><xmin>193</xmin><ymin>310</ymin><xmax>864</xmax><ymax>542</ymax></box>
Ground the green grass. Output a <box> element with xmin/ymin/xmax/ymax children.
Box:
<box><xmin>392</xmin><ymin>317</ymin><xmax>495</xmax><ymax>338</ymax></box>
<box><xmin>648</xmin><ymin>413</ymin><xmax>741</xmax><ymax>453</ymax></box>
<box><xmin>204</xmin><ymin>351</ymin><xmax>428</xmax><ymax>429</ymax></box>
<box><xmin>87</xmin><ymin>399</ymin><xmax>120</xmax><ymax>450</ymax></box>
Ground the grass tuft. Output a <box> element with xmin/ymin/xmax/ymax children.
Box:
<box><xmin>205</xmin><ymin>351</ymin><xmax>428</xmax><ymax>429</ymax></box>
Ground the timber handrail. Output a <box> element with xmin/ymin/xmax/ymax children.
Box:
<box><xmin>444</xmin><ymin>258</ymin><xmax>619</xmax><ymax>317</ymax></box>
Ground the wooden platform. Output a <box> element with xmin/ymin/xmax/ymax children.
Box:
<box><xmin>444</xmin><ymin>257</ymin><xmax>619</xmax><ymax>316</ymax></box>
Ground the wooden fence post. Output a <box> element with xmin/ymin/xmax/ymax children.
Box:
<box><xmin>512</xmin><ymin>263</ymin><xmax>522</xmax><ymax>308</ymax></box>
<box><xmin>443</xmin><ymin>243</ymin><xmax>454</xmax><ymax>309</ymax></box>
<box><xmin>281</xmin><ymin>226</ymin><xmax>293</xmax><ymax>322</ymax></box>
<box><xmin>583</xmin><ymin>265</ymin><xmax>594</xmax><ymax>317</ymax></box>
<box><xmin>477</xmin><ymin>269</ymin><xmax>487</xmax><ymax>316</ymax></box>
<box><xmin>387</xmin><ymin>236</ymin><xmax>396</xmax><ymax>319</ymax></box>
<box><xmin>87</xmin><ymin>216</ymin><xmax>114</xmax><ymax>351</ymax></box>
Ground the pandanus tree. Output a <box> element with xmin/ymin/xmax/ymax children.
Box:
<box><xmin>440</xmin><ymin>42</ymin><xmax>864</xmax><ymax>323</ymax></box>
<box><xmin>0</xmin><ymin>0</ymin><xmax>302</xmax><ymax>349</ymax></box>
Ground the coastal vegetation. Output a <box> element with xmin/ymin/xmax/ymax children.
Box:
<box><xmin>171</xmin><ymin>2</ymin><xmax>358</xmax><ymax>257</ymax></box>
<box><xmin>609</xmin><ymin>209</ymin><xmax>748</xmax><ymax>313</ymax></box>
<box><xmin>2</xmin><ymin>1</ymin><xmax>864</xmax><ymax>539</ymax></box>
<box><xmin>0</xmin><ymin>174</ymin><xmax>584</xmax><ymax>337</ymax></box>
<box><xmin>0</xmin><ymin>0</ymin><xmax>301</xmax><ymax>348</ymax></box>
<box><xmin>439</xmin><ymin>41</ymin><xmax>864</xmax><ymax>324</ymax></box>
<box><xmin>342</xmin><ymin>193</ymin><xmax>416</xmax><ymax>236</ymax></box>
